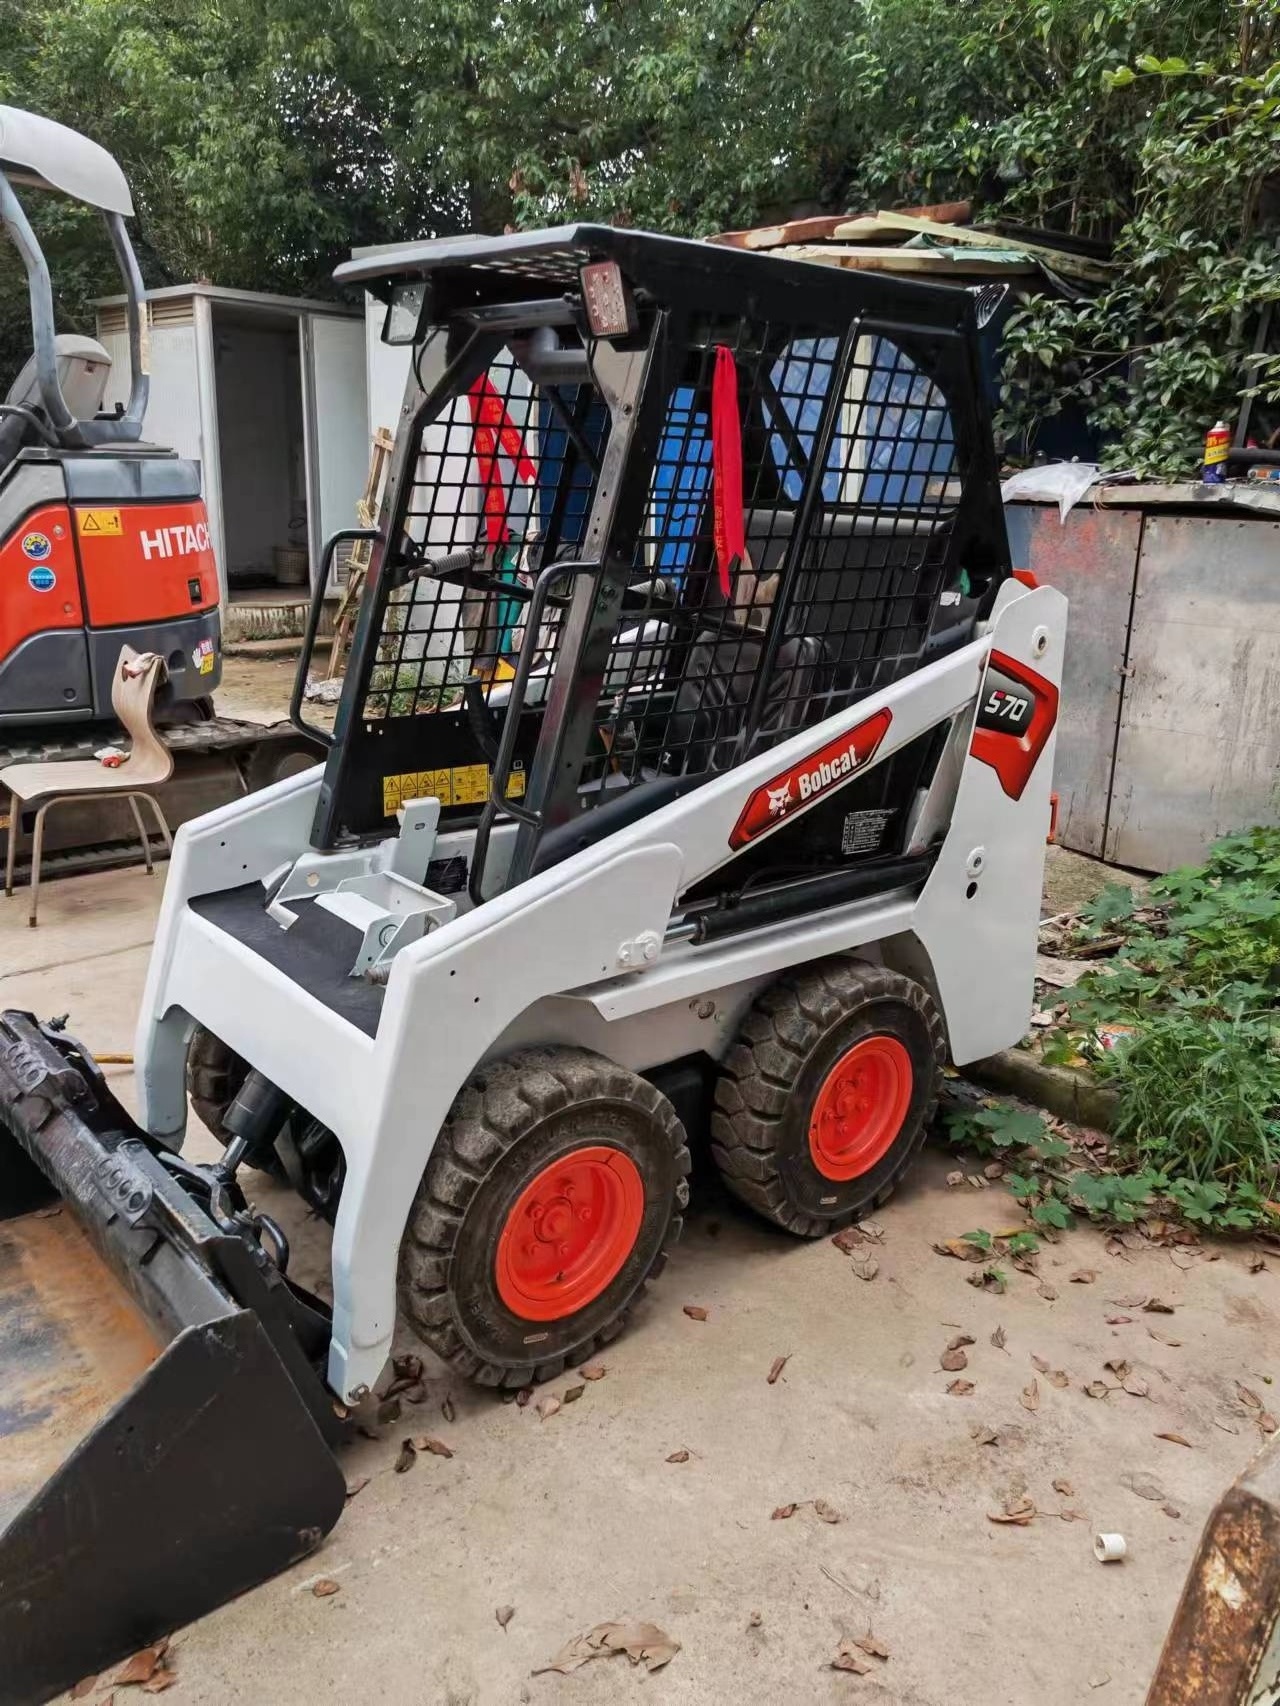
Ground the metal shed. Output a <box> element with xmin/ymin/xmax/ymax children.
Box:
<box><xmin>94</xmin><ymin>283</ymin><xmax>369</xmax><ymax>605</ymax></box>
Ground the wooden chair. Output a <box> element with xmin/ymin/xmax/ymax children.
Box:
<box><xmin>2</xmin><ymin>647</ymin><xmax>174</xmax><ymax>926</ymax></box>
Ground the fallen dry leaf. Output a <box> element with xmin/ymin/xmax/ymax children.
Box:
<box><xmin>71</xmin><ymin>1679</ymin><xmax>97</xmax><ymax>1700</ymax></box>
<box><xmin>375</xmin><ymin>1396</ymin><xmax>403</xmax><ymax>1426</ymax></box>
<box><xmin>394</xmin><ymin>1439</ymin><xmax>417</xmax><ymax>1472</ymax></box>
<box><xmin>1121</xmin><ymin>1471</ymin><xmax>1169</xmax><ymax>1504</ymax></box>
<box><xmin>1147</xmin><ymin>1328</ymin><xmax>1182</xmax><ymax>1346</ymax></box>
<box><xmin>1070</xmin><ymin>1270</ymin><xmax>1097</xmax><ymax>1285</ymax></box>
<box><xmin>1084</xmin><ymin>1380</ymin><xmax>1110</xmax><ymax>1400</ymax></box>
<box><xmin>813</xmin><ymin>1499</ymin><xmax>842</xmax><ymax>1524</ymax></box>
<box><xmin>991</xmin><ymin>1325</ymin><xmax>1007</xmax><ymax>1351</ymax></box>
<box><xmin>1155</xmin><ymin>1432</ymin><xmax>1193</xmax><ymax>1448</ymax></box>
<box><xmin>940</xmin><ymin>1346</ymin><xmax>969</xmax><ymax>1372</ymax></box>
<box><xmin>1031</xmin><ymin>1354</ymin><xmax>1050</xmax><ymax>1374</ymax></box>
<box><xmin>947</xmin><ymin>1332</ymin><xmax>976</xmax><ymax>1351</ymax></box>
<box><xmin>970</xmin><ymin>1423</ymin><xmax>999</xmax><ymax>1446</ymax></box>
<box><xmin>683</xmin><ymin>1305</ymin><xmax>709</xmax><ymax>1322</ymax></box>
<box><xmin>534</xmin><ymin>1620</ymin><xmax>679</xmax><ymax>1676</ymax></box>
<box><xmin>984</xmin><ymin>1162</ymin><xmax>1005</xmax><ymax>1180</ymax></box>
<box><xmin>859</xmin><ymin>1219</ymin><xmax>886</xmax><ymax>1241</ymax></box>
<box><xmin>580</xmin><ymin>1364</ymin><xmax>607</xmax><ymax>1381</ymax></box>
<box><xmin>441</xmin><ymin>1394</ymin><xmax>456</xmax><ymax>1425</ymax></box>
<box><xmin>767</xmin><ymin>1355</ymin><xmax>790</xmax><ymax>1384</ymax></box>
<box><xmin>934</xmin><ymin>1238</ymin><xmax>987</xmax><ymax>1262</ymax></box>
<box><xmin>1237</xmin><ymin>1383</ymin><xmax>1263</xmax><ymax>1411</ymax></box>
<box><xmin>946</xmin><ymin>1170</ymin><xmax>964</xmax><ymax>1187</ymax></box>
<box><xmin>1214</xmin><ymin>1415</ymin><xmax>1241</xmax><ymax>1435</ymax></box>
<box><xmin>1047</xmin><ymin>1369</ymin><xmax>1069</xmax><ymax>1389</ymax></box>
<box><xmin>1260</xmin><ymin>1412</ymin><xmax>1279</xmax><ymax>1436</ymax></box>
<box><xmin>412</xmin><ymin>1435</ymin><xmax>454</xmax><ymax>1458</ymax></box>
<box><xmin>496</xmin><ymin>1604</ymin><xmax>516</xmax><ymax>1630</ymax></box>
<box><xmin>311</xmin><ymin>1579</ymin><xmax>341</xmax><ymax>1598</ymax></box>
<box><xmin>1248</xmin><ymin>1252</ymin><xmax>1267</xmax><ymax>1274</ymax></box>
<box><xmin>1105</xmin><ymin>1314</ymin><xmax>1133</xmax><ymax>1326</ymax></box>
<box><xmin>516</xmin><ymin>1387</ymin><xmax>534</xmax><ymax>1408</ymax></box>
<box><xmin>1052</xmin><ymin>1478</ymin><xmax>1074</xmax><ymax>1497</ymax></box>
<box><xmin>969</xmin><ymin>1270</ymin><xmax>1005</xmax><ymax>1294</ymax></box>
<box><xmin>666</xmin><ymin>1449</ymin><xmax>690</xmax><ymax>1463</ymax></box>
<box><xmin>1020</xmin><ymin>1379</ymin><xmax>1040</xmax><ymax>1413</ymax></box>
<box><xmin>947</xmin><ymin>1378</ymin><xmax>975</xmax><ymax>1396</ymax></box>
<box><xmin>1012</xmin><ymin>1251</ymin><xmax>1039</xmax><ymax>1276</ymax></box>
<box><xmin>537</xmin><ymin>1396</ymin><xmax>561</xmax><ymax>1422</ymax></box>
<box><xmin>140</xmin><ymin>1673</ymin><xmax>176</xmax><ymax>1696</ymax></box>
<box><xmin>1037</xmin><ymin>1282</ymin><xmax>1059</xmax><ymax>1302</ymax></box>
<box><xmin>1143</xmin><ymin>1297</ymin><xmax>1175</xmax><ymax>1314</ymax></box>
<box><xmin>831</xmin><ymin>1641</ymin><xmax>873</xmax><ymax>1675</ymax></box>
<box><xmin>1104</xmin><ymin>1237</ymin><xmax>1129</xmax><ymax>1260</ymax></box>
<box><xmin>1123</xmin><ymin>1373</ymin><xmax>1151</xmax><ymax>1399</ymax></box>
<box><xmin>988</xmin><ymin>1495</ymin><xmax>1037</xmax><ymax>1526</ymax></box>
<box><xmin>1110</xmin><ymin>1294</ymin><xmax>1147</xmax><ymax>1308</ymax></box>
<box><xmin>966</xmin><ymin>1174</ymin><xmax>987</xmax><ymax>1190</ymax></box>
<box><xmin>1060</xmin><ymin>1508</ymin><xmax>1088</xmax><ymax>1523</ymax></box>
<box><xmin>853</xmin><ymin>1632</ymin><xmax>891</xmax><ymax>1659</ymax></box>
<box><xmin>1104</xmin><ymin>1358</ymin><xmax>1130</xmax><ymax>1381</ymax></box>
<box><xmin>850</xmin><ymin>1255</ymin><xmax>879</xmax><ymax>1281</ymax></box>
<box><xmin>832</xmin><ymin>1224</ymin><xmax>868</xmax><ymax>1252</ymax></box>
<box><xmin>345</xmin><ymin>1475</ymin><xmax>371</xmax><ymax>1500</ymax></box>
<box><xmin>562</xmin><ymin>1385</ymin><xmax>585</xmax><ymax>1405</ymax></box>
<box><xmin>771</xmin><ymin>1503</ymin><xmax>797</xmax><ymax>1520</ymax></box>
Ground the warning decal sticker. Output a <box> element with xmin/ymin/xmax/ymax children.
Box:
<box><xmin>382</xmin><ymin>763</ymin><xmax>526</xmax><ymax>816</ymax></box>
<box><xmin>76</xmin><ymin>508</ymin><xmax>124</xmax><ymax>537</ymax></box>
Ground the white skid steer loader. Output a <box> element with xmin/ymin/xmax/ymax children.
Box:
<box><xmin>0</xmin><ymin>225</ymin><xmax>1063</xmax><ymax>1700</ymax></box>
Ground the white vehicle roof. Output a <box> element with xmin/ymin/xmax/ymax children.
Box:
<box><xmin>0</xmin><ymin>105</ymin><xmax>132</xmax><ymax>215</ymax></box>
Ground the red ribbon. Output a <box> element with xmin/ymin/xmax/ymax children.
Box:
<box><xmin>467</xmin><ymin>376</ymin><xmax>537</xmax><ymax>546</ymax></box>
<box><xmin>711</xmin><ymin>345</ymin><xmax>745</xmax><ymax>598</ymax></box>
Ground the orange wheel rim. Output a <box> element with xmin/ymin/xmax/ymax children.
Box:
<box><xmin>495</xmin><ymin>1145</ymin><xmax>645</xmax><ymax>1321</ymax></box>
<box><xmin>809</xmin><ymin>1036</ymin><xmax>913</xmax><ymax>1181</ymax></box>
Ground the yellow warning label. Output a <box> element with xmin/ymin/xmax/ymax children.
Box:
<box><xmin>382</xmin><ymin>763</ymin><xmax>525</xmax><ymax>816</ymax></box>
<box><xmin>76</xmin><ymin>508</ymin><xmax>123</xmax><ymax>537</ymax></box>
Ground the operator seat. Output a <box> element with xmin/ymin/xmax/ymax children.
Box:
<box><xmin>0</xmin><ymin>332</ymin><xmax>112</xmax><ymax>474</ymax></box>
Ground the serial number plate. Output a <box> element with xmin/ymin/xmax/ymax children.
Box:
<box><xmin>382</xmin><ymin>763</ymin><xmax>525</xmax><ymax>815</ymax></box>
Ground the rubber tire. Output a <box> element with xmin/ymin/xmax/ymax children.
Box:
<box><xmin>711</xmin><ymin>958</ymin><xmax>944</xmax><ymax>1237</ymax></box>
<box><xmin>242</xmin><ymin>736</ymin><xmax>324</xmax><ymax>793</ymax></box>
<box><xmin>398</xmin><ymin>1047</ymin><xmax>691</xmax><ymax>1388</ymax></box>
<box><xmin>186</xmin><ymin>1025</ymin><xmax>249</xmax><ymax>1144</ymax></box>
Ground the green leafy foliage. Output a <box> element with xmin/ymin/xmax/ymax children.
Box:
<box><xmin>1052</xmin><ymin>825</ymin><xmax>1280</xmax><ymax>1230</ymax></box>
<box><xmin>961</xmin><ymin>1227</ymin><xmax>995</xmax><ymax>1254</ymax></box>
<box><xmin>0</xmin><ymin>0</ymin><xmax>1274</xmax><ymax>472</ymax></box>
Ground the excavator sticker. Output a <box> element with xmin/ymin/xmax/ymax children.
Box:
<box><xmin>20</xmin><ymin>530</ymin><xmax>51</xmax><ymax>559</ymax></box>
<box><xmin>77</xmin><ymin>507</ymin><xmax>123</xmax><ymax>537</ymax></box>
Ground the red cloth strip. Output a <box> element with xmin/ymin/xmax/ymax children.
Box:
<box><xmin>711</xmin><ymin>345</ymin><xmax>746</xmax><ymax>598</ymax></box>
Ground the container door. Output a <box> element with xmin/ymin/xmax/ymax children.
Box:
<box><xmin>301</xmin><ymin>314</ymin><xmax>370</xmax><ymax>592</ymax></box>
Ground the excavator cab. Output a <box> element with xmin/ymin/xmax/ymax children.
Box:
<box><xmin>0</xmin><ymin>107</ymin><xmax>221</xmax><ymax>731</ymax></box>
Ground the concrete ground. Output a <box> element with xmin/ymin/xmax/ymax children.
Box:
<box><xmin>3</xmin><ymin>864</ymin><xmax>1277</xmax><ymax>1706</ymax></box>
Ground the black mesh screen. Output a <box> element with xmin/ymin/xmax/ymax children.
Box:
<box><xmin>570</xmin><ymin>317</ymin><xmax>961</xmax><ymax>801</ymax></box>
<box><xmin>361</xmin><ymin>352</ymin><xmax>607</xmax><ymax>724</ymax></box>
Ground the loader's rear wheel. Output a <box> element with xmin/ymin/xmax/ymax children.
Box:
<box><xmin>711</xmin><ymin>958</ymin><xmax>944</xmax><ymax>1236</ymax></box>
<box><xmin>398</xmin><ymin>1048</ymin><xmax>691</xmax><ymax>1387</ymax></box>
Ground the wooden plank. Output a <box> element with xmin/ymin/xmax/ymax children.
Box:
<box><xmin>846</xmin><ymin>211</ymin><xmax>1114</xmax><ymax>283</ymax></box>
<box><xmin>712</xmin><ymin>200</ymin><xmax>971</xmax><ymax>251</ymax></box>
<box><xmin>781</xmin><ymin>244</ymin><xmax>1036</xmax><ymax>275</ymax></box>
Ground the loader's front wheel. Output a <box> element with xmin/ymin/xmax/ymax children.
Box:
<box><xmin>711</xmin><ymin>958</ymin><xmax>944</xmax><ymax>1237</ymax></box>
<box><xmin>186</xmin><ymin>1025</ymin><xmax>249</xmax><ymax>1145</ymax></box>
<box><xmin>398</xmin><ymin>1048</ymin><xmax>690</xmax><ymax>1387</ymax></box>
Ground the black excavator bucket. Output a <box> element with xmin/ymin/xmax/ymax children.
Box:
<box><xmin>0</xmin><ymin>1013</ymin><xmax>347</xmax><ymax>1706</ymax></box>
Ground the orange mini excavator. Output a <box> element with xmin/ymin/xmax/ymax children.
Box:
<box><xmin>0</xmin><ymin>106</ymin><xmax>317</xmax><ymax>874</ymax></box>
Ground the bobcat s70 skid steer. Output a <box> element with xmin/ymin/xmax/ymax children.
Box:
<box><xmin>0</xmin><ymin>225</ymin><xmax>1064</xmax><ymax>1701</ymax></box>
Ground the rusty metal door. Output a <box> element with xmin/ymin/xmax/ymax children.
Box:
<box><xmin>1107</xmin><ymin>513</ymin><xmax>1280</xmax><ymax>870</ymax></box>
<box><xmin>1005</xmin><ymin>501</ymin><xmax>1139</xmax><ymax>858</ymax></box>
